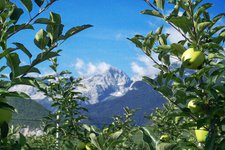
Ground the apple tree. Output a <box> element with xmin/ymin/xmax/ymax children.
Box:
<box><xmin>129</xmin><ymin>0</ymin><xmax>225</xmax><ymax>149</ymax></box>
<box><xmin>0</xmin><ymin>0</ymin><xmax>91</xmax><ymax>148</ymax></box>
<box><xmin>35</xmin><ymin>58</ymin><xmax>90</xmax><ymax>149</ymax></box>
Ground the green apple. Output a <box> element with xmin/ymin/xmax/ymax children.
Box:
<box><xmin>160</xmin><ymin>134</ymin><xmax>170</xmax><ymax>142</ymax></box>
<box><xmin>85</xmin><ymin>145</ymin><xmax>91</xmax><ymax>150</ymax></box>
<box><xmin>187</xmin><ymin>99</ymin><xmax>201</xmax><ymax>113</ymax></box>
<box><xmin>181</xmin><ymin>48</ymin><xmax>205</xmax><ymax>69</ymax></box>
<box><xmin>195</xmin><ymin>128</ymin><xmax>208</xmax><ymax>143</ymax></box>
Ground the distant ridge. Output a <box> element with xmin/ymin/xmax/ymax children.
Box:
<box><xmin>9</xmin><ymin>67</ymin><xmax>166</xmax><ymax>127</ymax></box>
<box><xmin>85</xmin><ymin>81</ymin><xmax>166</xmax><ymax>126</ymax></box>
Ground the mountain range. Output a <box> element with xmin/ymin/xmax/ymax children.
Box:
<box><xmin>9</xmin><ymin>67</ymin><xmax>166</xmax><ymax>127</ymax></box>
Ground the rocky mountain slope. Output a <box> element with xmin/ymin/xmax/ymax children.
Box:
<box><xmin>85</xmin><ymin>81</ymin><xmax>166</xmax><ymax>126</ymax></box>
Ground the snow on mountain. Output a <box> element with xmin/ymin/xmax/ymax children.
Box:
<box><xmin>9</xmin><ymin>85</ymin><xmax>46</xmax><ymax>100</ymax></box>
<box><xmin>9</xmin><ymin>66</ymin><xmax>133</xmax><ymax>108</ymax></box>
<box><xmin>78</xmin><ymin>67</ymin><xmax>132</xmax><ymax>104</ymax></box>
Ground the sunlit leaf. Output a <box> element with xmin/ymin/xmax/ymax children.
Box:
<box><xmin>141</xmin><ymin>10</ymin><xmax>164</xmax><ymax>18</ymax></box>
<box><xmin>34</xmin><ymin>29</ymin><xmax>48</xmax><ymax>50</ymax></box>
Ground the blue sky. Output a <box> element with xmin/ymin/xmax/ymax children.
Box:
<box><xmin>8</xmin><ymin>0</ymin><xmax>225</xmax><ymax>79</ymax></box>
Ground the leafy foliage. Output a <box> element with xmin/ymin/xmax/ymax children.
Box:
<box><xmin>0</xmin><ymin>0</ymin><xmax>92</xmax><ymax>148</ymax></box>
<box><xmin>1</xmin><ymin>0</ymin><xmax>224</xmax><ymax>149</ymax></box>
<box><xmin>39</xmin><ymin>58</ymin><xmax>90</xmax><ymax>149</ymax></box>
<box><xmin>129</xmin><ymin>0</ymin><xmax>225</xmax><ymax>149</ymax></box>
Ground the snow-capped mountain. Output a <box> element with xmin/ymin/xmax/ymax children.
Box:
<box><xmin>9</xmin><ymin>67</ymin><xmax>133</xmax><ymax>109</ymax></box>
<box><xmin>9</xmin><ymin>85</ymin><xmax>46</xmax><ymax>100</ymax></box>
<box><xmin>9</xmin><ymin>67</ymin><xmax>167</xmax><ymax>126</ymax></box>
<box><xmin>79</xmin><ymin>67</ymin><xmax>132</xmax><ymax>104</ymax></box>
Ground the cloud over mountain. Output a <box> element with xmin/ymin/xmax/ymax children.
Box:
<box><xmin>131</xmin><ymin>55</ymin><xmax>160</xmax><ymax>80</ymax></box>
<box><xmin>72</xmin><ymin>58</ymin><xmax>111</xmax><ymax>77</ymax></box>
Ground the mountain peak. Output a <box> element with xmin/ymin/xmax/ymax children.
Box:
<box><xmin>10</xmin><ymin>66</ymin><xmax>133</xmax><ymax>108</ymax></box>
<box><xmin>79</xmin><ymin>67</ymin><xmax>132</xmax><ymax>104</ymax></box>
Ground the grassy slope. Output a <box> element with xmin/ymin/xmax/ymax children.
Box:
<box><xmin>8</xmin><ymin>98</ymin><xmax>49</xmax><ymax>129</ymax></box>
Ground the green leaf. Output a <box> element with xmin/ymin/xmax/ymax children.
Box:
<box><xmin>220</xmin><ymin>29</ymin><xmax>225</xmax><ymax>37</ymax></box>
<box><xmin>20</xmin><ymin>0</ymin><xmax>32</xmax><ymax>12</ymax></box>
<box><xmin>1</xmin><ymin>122</ymin><xmax>9</xmax><ymax>138</ymax></box>
<box><xmin>6</xmin><ymin>53</ymin><xmax>20</xmax><ymax>78</ymax></box>
<box><xmin>142</xmin><ymin>36</ymin><xmax>156</xmax><ymax>55</ymax></box>
<box><xmin>212</xmin><ymin>13</ymin><xmax>225</xmax><ymax>23</ymax></box>
<box><xmin>34</xmin><ymin>29</ymin><xmax>48</xmax><ymax>50</ymax></box>
<box><xmin>170</xmin><ymin>43</ymin><xmax>186</xmax><ymax>58</ymax></box>
<box><xmin>155</xmin><ymin>0</ymin><xmax>165</xmax><ymax>10</ymax></box>
<box><xmin>107</xmin><ymin>140</ymin><xmax>125</xmax><ymax>150</ymax></box>
<box><xmin>158</xmin><ymin>86</ymin><xmax>172</xmax><ymax>97</ymax></box>
<box><xmin>205</xmin><ymin>129</ymin><xmax>216</xmax><ymax>150</ymax></box>
<box><xmin>31</xmin><ymin>51</ymin><xmax>60</xmax><ymax>66</ymax></box>
<box><xmin>19</xmin><ymin>133</ymin><xmax>26</xmax><ymax>146</ymax></box>
<box><xmin>193</xmin><ymin>0</ymin><xmax>203</xmax><ymax>8</ymax></box>
<box><xmin>0</xmin><ymin>102</ymin><xmax>14</xmax><ymax>110</ymax></box>
<box><xmin>169</xmin><ymin>16</ymin><xmax>193</xmax><ymax>34</ymax></box>
<box><xmin>143</xmin><ymin>76</ymin><xmax>158</xmax><ymax>89</ymax></box>
<box><xmin>11</xmin><ymin>77</ymin><xmax>46</xmax><ymax>90</ymax></box>
<box><xmin>141</xmin><ymin>10</ymin><xmax>164</xmax><ymax>18</ymax></box>
<box><xmin>10</xmin><ymin>7</ymin><xmax>24</xmax><ymax>24</ymax></box>
<box><xmin>156</xmin><ymin>143</ymin><xmax>176</xmax><ymax>150</ymax></box>
<box><xmin>170</xmin><ymin>3</ymin><xmax>179</xmax><ymax>17</ymax></box>
<box><xmin>64</xmin><ymin>25</ymin><xmax>93</xmax><ymax>39</ymax></box>
<box><xmin>50</xmin><ymin>12</ymin><xmax>61</xmax><ymax>24</ymax></box>
<box><xmin>160</xmin><ymin>54</ymin><xmax>170</xmax><ymax>66</ymax></box>
<box><xmin>0</xmin><ymin>48</ymin><xmax>17</xmax><ymax>60</ymax></box>
<box><xmin>127</xmin><ymin>37</ymin><xmax>142</xmax><ymax>49</ymax></box>
<box><xmin>90</xmin><ymin>133</ymin><xmax>102</xmax><ymax>150</ymax></box>
<box><xmin>194</xmin><ymin>3</ymin><xmax>213</xmax><ymax>20</ymax></box>
<box><xmin>141</xmin><ymin>126</ymin><xmax>158</xmax><ymax>149</ymax></box>
<box><xmin>14</xmin><ymin>65</ymin><xmax>40</xmax><ymax>77</ymax></box>
<box><xmin>219</xmin><ymin>139</ymin><xmax>225</xmax><ymax>149</ymax></box>
<box><xmin>47</xmin><ymin>23</ymin><xmax>64</xmax><ymax>42</ymax></box>
<box><xmin>158</xmin><ymin>35</ymin><xmax>167</xmax><ymax>45</ymax></box>
<box><xmin>13</xmin><ymin>42</ymin><xmax>32</xmax><ymax>58</ymax></box>
<box><xmin>156</xmin><ymin>26</ymin><xmax>163</xmax><ymax>35</ymax></box>
<box><xmin>210</xmin><ymin>26</ymin><xmax>225</xmax><ymax>36</ymax></box>
<box><xmin>0</xmin><ymin>66</ymin><xmax>7</xmax><ymax>73</ymax></box>
<box><xmin>8</xmin><ymin>91</ymin><xmax>30</xmax><ymax>99</ymax></box>
<box><xmin>34</xmin><ymin>18</ymin><xmax>51</xmax><ymax>24</ymax></box>
<box><xmin>109</xmin><ymin>129</ymin><xmax>123</xmax><ymax>139</ymax></box>
<box><xmin>34</xmin><ymin>0</ymin><xmax>44</xmax><ymax>7</ymax></box>
<box><xmin>197</xmin><ymin>21</ymin><xmax>211</xmax><ymax>33</ymax></box>
<box><xmin>7</xmin><ymin>24</ymin><xmax>34</xmax><ymax>35</ymax></box>
<box><xmin>0</xmin><ymin>74</ymin><xmax>8</xmax><ymax>79</ymax></box>
<box><xmin>132</xmin><ymin>130</ymin><xmax>143</xmax><ymax>144</ymax></box>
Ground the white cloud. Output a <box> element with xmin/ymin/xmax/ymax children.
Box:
<box><xmin>72</xmin><ymin>58</ymin><xmax>111</xmax><ymax>77</ymax></box>
<box><xmin>131</xmin><ymin>54</ymin><xmax>160</xmax><ymax>81</ymax></box>
<box><xmin>165</xmin><ymin>27</ymin><xmax>185</xmax><ymax>43</ymax></box>
<box><xmin>75</xmin><ymin>58</ymin><xmax>84</xmax><ymax>69</ymax></box>
<box><xmin>131</xmin><ymin>62</ymin><xmax>146</xmax><ymax>77</ymax></box>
